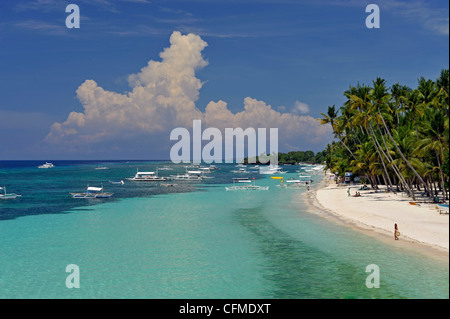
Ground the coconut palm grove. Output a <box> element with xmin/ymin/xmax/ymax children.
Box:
<box><xmin>319</xmin><ymin>69</ymin><xmax>449</xmax><ymax>202</ymax></box>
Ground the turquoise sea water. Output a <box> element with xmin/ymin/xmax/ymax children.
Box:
<box><xmin>0</xmin><ymin>161</ymin><xmax>448</xmax><ymax>298</ymax></box>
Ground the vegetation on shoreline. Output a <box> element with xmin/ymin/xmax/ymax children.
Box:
<box><xmin>243</xmin><ymin>150</ymin><xmax>326</xmax><ymax>165</ymax></box>
<box><xmin>319</xmin><ymin>69</ymin><xmax>449</xmax><ymax>202</ymax></box>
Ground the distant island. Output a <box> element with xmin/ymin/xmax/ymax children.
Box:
<box><xmin>242</xmin><ymin>150</ymin><xmax>327</xmax><ymax>165</ymax></box>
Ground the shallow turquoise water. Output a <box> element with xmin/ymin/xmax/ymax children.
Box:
<box><xmin>0</xmin><ymin>162</ymin><xmax>448</xmax><ymax>298</ymax></box>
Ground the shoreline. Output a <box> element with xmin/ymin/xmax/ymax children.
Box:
<box><xmin>304</xmin><ymin>173</ymin><xmax>449</xmax><ymax>262</ymax></box>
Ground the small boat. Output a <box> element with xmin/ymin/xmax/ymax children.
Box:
<box><xmin>70</xmin><ymin>186</ymin><xmax>113</xmax><ymax>199</ymax></box>
<box><xmin>157</xmin><ymin>165</ymin><xmax>173</xmax><ymax>171</ymax></box>
<box><xmin>109</xmin><ymin>180</ymin><xmax>124</xmax><ymax>185</ymax></box>
<box><xmin>38</xmin><ymin>162</ymin><xmax>54</xmax><ymax>169</ymax></box>
<box><xmin>127</xmin><ymin>169</ymin><xmax>167</xmax><ymax>181</ymax></box>
<box><xmin>198</xmin><ymin>167</ymin><xmax>212</xmax><ymax>174</ymax></box>
<box><xmin>275</xmin><ymin>175</ymin><xmax>312</xmax><ymax>188</ymax></box>
<box><xmin>225</xmin><ymin>178</ymin><xmax>269</xmax><ymax>191</ymax></box>
<box><xmin>95</xmin><ymin>166</ymin><xmax>109</xmax><ymax>170</ymax></box>
<box><xmin>169</xmin><ymin>170</ymin><xmax>203</xmax><ymax>181</ymax></box>
<box><xmin>0</xmin><ymin>186</ymin><xmax>21</xmax><ymax>199</ymax></box>
<box><xmin>259</xmin><ymin>165</ymin><xmax>286</xmax><ymax>175</ymax></box>
<box><xmin>230</xmin><ymin>168</ymin><xmax>250</xmax><ymax>174</ymax></box>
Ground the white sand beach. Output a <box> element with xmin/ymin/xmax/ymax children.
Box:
<box><xmin>307</xmin><ymin>175</ymin><xmax>449</xmax><ymax>255</ymax></box>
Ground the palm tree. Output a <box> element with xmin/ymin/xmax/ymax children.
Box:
<box><xmin>319</xmin><ymin>105</ymin><xmax>356</xmax><ymax>159</ymax></box>
<box><xmin>320</xmin><ymin>69</ymin><xmax>448</xmax><ymax>201</ymax></box>
<box><xmin>415</xmin><ymin>107</ymin><xmax>448</xmax><ymax>200</ymax></box>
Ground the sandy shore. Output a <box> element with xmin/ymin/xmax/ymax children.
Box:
<box><xmin>306</xmin><ymin>174</ymin><xmax>449</xmax><ymax>256</ymax></box>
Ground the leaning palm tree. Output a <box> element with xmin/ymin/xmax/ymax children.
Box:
<box><xmin>319</xmin><ymin>105</ymin><xmax>356</xmax><ymax>159</ymax></box>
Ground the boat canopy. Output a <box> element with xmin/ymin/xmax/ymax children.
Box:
<box><xmin>188</xmin><ymin>170</ymin><xmax>202</xmax><ymax>174</ymax></box>
<box><xmin>87</xmin><ymin>187</ymin><xmax>103</xmax><ymax>192</ymax></box>
<box><xmin>137</xmin><ymin>171</ymin><xmax>155</xmax><ymax>175</ymax></box>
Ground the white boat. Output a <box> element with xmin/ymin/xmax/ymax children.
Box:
<box><xmin>38</xmin><ymin>162</ymin><xmax>54</xmax><ymax>169</ymax></box>
<box><xmin>158</xmin><ymin>165</ymin><xmax>173</xmax><ymax>171</ymax></box>
<box><xmin>272</xmin><ymin>175</ymin><xmax>313</xmax><ymax>188</ymax></box>
<box><xmin>230</xmin><ymin>167</ymin><xmax>250</xmax><ymax>174</ymax></box>
<box><xmin>208</xmin><ymin>165</ymin><xmax>219</xmax><ymax>170</ymax></box>
<box><xmin>70</xmin><ymin>186</ymin><xmax>113</xmax><ymax>199</ymax></box>
<box><xmin>127</xmin><ymin>169</ymin><xmax>167</xmax><ymax>181</ymax></box>
<box><xmin>198</xmin><ymin>167</ymin><xmax>212</xmax><ymax>174</ymax></box>
<box><xmin>95</xmin><ymin>166</ymin><xmax>109</xmax><ymax>170</ymax></box>
<box><xmin>169</xmin><ymin>170</ymin><xmax>203</xmax><ymax>181</ymax></box>
<box><xmin>259</xmin><ymin>165</ymin><xmax>287</xmax><ymax>175</ymax></box>
<box><xmin>109</xmin><ymin>180</ymin><xmax>124</xmax><ymax>185</ymax></box>
<box><xmin>225</xmin><ymin>178</ymin><xmax>269</xmax><ymax>191</ymax></box>
<box><xmin>0</xmin><ymin>186</ymin><xmax>21</xmax><ymax>199</ymax></box>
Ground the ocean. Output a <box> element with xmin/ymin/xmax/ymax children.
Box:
<box><xmin>0</xmin><ymin>160</ymin><xmax>448</xmax><ymax>298</ymax></box>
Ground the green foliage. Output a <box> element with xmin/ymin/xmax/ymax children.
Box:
<box><xmin>318</xmin><ymin>69</ymin><xmax>449</xmax><ymax>199</ymax></box>
<box><xmin>244</xmin><ymin>150</ymin><xmax>325</xmax><ymax>165</ymax></box>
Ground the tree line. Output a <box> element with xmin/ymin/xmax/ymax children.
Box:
<box><xmin>319</xmin><ymin>69</ymin><xmax>449</xmax><ymax>202</ymax></box>
<box><xmin>243</xmin><ymin>150</ymin><xmax>326</xmax><ymax>165</ymax></box>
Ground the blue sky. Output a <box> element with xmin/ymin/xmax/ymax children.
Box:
<box><xmin>0</xmin><ymin>0</ymin><xmax>448</xmax><ymax>160</ymax></box>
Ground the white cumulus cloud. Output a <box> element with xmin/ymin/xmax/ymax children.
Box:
<box><xmin>45</xmin><ymin>31</ymin><xmax>332</xmax><ymax>157</ymax></box>
<box><xmin>292</xmin><ymin>100</ymin><xmax>310</xmax><ymax>115</ymax></box>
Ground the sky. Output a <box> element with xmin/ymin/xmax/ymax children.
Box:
<box><xmin>0</xmin><ymin>0</ymin><xmax>448</xmax><ymax>160</ymax></box>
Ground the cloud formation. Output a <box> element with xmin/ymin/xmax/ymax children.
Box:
<box><xmin>292</xmin><ymin>101</ymin><xmax>310</xmax><ymax>115</ymax></box>
<box><xmin>45</xmin><ymin>31</ymin><xmax>332</xmax><ymax>157</ymax></box>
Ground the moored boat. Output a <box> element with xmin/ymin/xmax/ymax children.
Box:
<box><xmin>225</xmin><ymin>178</ymin><xmax>269</xmax><ymax>191</ymax></box>
<box><xmin>169</xmin><ymin>169</ymin><xmax>203</xmax><ymax>181</ymax></box>
<box><xmin>70</xmin><ymin>186</ymin><xmax>113</xmax><ymax>199</ymax></box>
<box><xmin>127</xmin><ymin>169</ymin><xmax>167</xmax><ymax>181</ymax></box>
<box><xmin>38</xmin><ymin>162</ymin><xmax>54</xmax><ymax>169</ymax></box>
<box><xmin>0</xmin><ymin>186</ymin><xmax>21</xmax><ymax>199</ymax></box>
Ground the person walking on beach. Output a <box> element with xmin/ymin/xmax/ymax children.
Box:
<box><xmin>347</xmin><ymin>188</ymin><xmax>350</xmax><ymax>197</ymax></box>
<box><xmin>394</xmin><ymin>224</ymin><xmax>400</xmax><ymax>240</ymax></box>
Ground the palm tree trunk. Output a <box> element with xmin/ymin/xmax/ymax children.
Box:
<box><xmin>436</xmin><ymin>151</ymin><xmax>448</xmax><ymax>200</ymax></box>
<box><xmin>368</xmin><ymin>124</ymin><xmax>394</xmax><ymax>189</ymax></box>
<box><xmin>377</xmin><ymin>122</ymin><xmax>413</xmax><ymax>196</ymax></box>
<box><xmin>377</xmin><ymin>109</ymin><xmax>428</xmax><ymax>197</ymax></box>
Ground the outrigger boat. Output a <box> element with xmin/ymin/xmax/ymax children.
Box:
<box><xmin>273</xmin><ymin>175</ymin><xmax>313</xmax><ymax>188</ymax></box>
<box><xmin>70</xmin><ymin>186</ymin><xmax>113</xmax><ymax>199</ymax></box>
<box><xmin>109</xmin><ymin>180</ymin><xmax>124</xmax><ymax>185</ymax></box>
<box><xmin>225</xmin><ymin>178</ymin><xmax>269</xmax><ymax>191</ymax></box>
<box><xmin>169</xmin><ymin>169</ymin><xmax>203</xmax><ymax>181</ymax></box>
<box><xmin>157</xmin><ymin>165</ymin><xmax>173</xmax><ymax>171</ymax></box>
<box><xmin>0</xmin><ymin>186</ymin><xmax>21</xmax><ymax>199</ymax></box>
<box><xmin>230</xmin><ymin>167</ymin><xmax>250</xmax><ymax>174</ymax></box>
<box><xmin>127</xmin><ymin>169</ymin><xmax>167</xmax><ymax>181</ymax></box>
